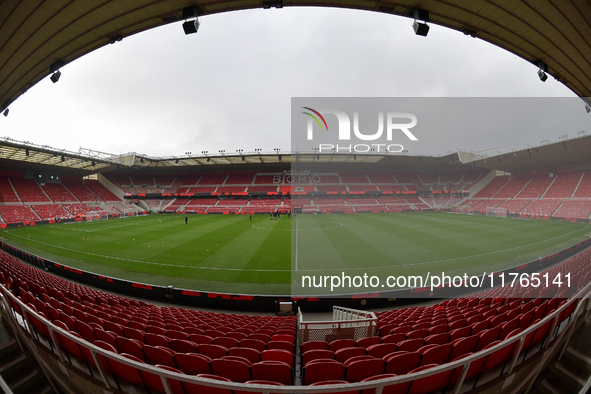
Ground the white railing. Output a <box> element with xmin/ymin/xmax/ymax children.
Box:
<box><xmin>1</xmin><ymin>282</ymin><xmax>590</xmax><ymax>394</ymax></box>
<box><xmin>298</xmin><ymin>306</ymin><xmax>377</xmax><ymax>343</ymax></box>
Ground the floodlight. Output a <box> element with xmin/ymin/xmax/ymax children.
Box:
<box><xmin>2</xmin><ymin>109</ymin><xmax>8</xmax><ymax>117</ymax></box>
<box><xmin>586</xmin><ymin>104</ymin><xmax>591</xmax><ymax>113</ymax></box>
<box><xmin>535</xmin><ymin>61</ymin><xmax>548</xmax><ymax>82</ymax></box>
<box><xmin>183</xmin><ymin>19</ymin><xmax>200</xmax><ymax>35</ymax></box>
<box><xmin>412</xmin><ymin>8</ymin><xmax>430</xmax><ymax>36</ymax></box>
<box><xmin>50</xmin><ymin>70</ymin><xmax>61</xmax><ymax>83</ymax></box>
<box><xmin>413</xmin><ymin>21</ymin><xmax>429</xmax><ymax>36</ymax></box>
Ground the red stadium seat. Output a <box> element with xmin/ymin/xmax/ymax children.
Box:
<box><xmin>345</xmin><ymin>358</ymin><xmax>385</xmax><ymax>382</ymax></box>
<box><xmin>303</xmin><ymin>361</ymin><xmax>346</xmax><ymax>385</ymax></box>
<box><xmin>251</xmin><ymin>361</ymin><xmax>293</xmax><ymax>385</ymax></box>
<box><xmin>175</xmin><ymin>352</ymin><xmax>212</xmax><ymax>375</ymax></box>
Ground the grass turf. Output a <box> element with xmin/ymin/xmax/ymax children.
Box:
<box><xmin>0</xmin><ymin>212</ymin><xmax>588</xmax><ymax>295</ymax></box>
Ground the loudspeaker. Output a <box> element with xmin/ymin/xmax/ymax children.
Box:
<box><xmin>413</xmin><ymin>21</ymin><xmax>429</xmax><ymax>36</ymax></box>
<box><xmin>183</xmin><ymin>19</ymin><xmax>199</xmax><ymax>35</ymax></box>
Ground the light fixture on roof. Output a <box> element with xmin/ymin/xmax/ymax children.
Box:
<box><xmin>219</xmin><ymin>150</ymin><xmax>225</xmax><ymax>154</ymax></box>
<box><xmin>412</xmin><ymin>8</ymin><xmax>430</xmax><ymax>37</ymax></box>
<box><xmin>2</xmin><ymin>109</ymin><xmax>8</xmax><ymax>117</ymax></box>
<box><xmin>49</xmin><ymin>60</ymin><xmax>65</xmax><ymax>83</ymax></box>
<box><xmin>182</xmin><ymin>6</ymin><xmax>201</xmax><ymax>35</ymax></box>
<box><xmin>255</xmin><ymin>148</ymin><xmax>262</xmax><ymax>153</ymax></box>
<box><xmin>535</xmin><ymin>61</ymin><xmax>548</xmax><ymax>82</ymax></box>
<box><xmin>586</xmin><ymin>104</ymin><xmax>591</xmax><ymax>114</ymax></box>
<box><xmin>50</xmin><ymin>70</ymin><xmax>61</xmax><ymax>83</ymax></box>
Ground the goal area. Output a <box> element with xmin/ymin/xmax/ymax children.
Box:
<box><xmin>452</xmin><ymin>206</ymin><xmax>473</xmax><ymax>215</ymax></box>
<box><xmin>486</xmin><ymin>206</ymin><xmax>508</xmax><ymax>218</ymax></box>
<box><xmin>121</xmin><ymin>208</ymin><xmax>138</xmax><ymax>218</ymax></box>
<box><xmin>86</xmin><ymin>210</ymin><xmax>109</xmax><ymax>222</ymax></box>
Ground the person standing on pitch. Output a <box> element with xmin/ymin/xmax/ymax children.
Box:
<box><xmin>185</xmin><ymin>215</ymin><xmax>188</xmax><ymax>225</ymax></box>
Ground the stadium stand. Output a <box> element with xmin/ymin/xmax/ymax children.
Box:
<box><xmin>543</xmin><ymin>172</ymin><xmax>583</xmax><ymax>199</ymax></box>
<box><xmin>39</xmin><ymin>183</ymin><xmax>78</xmax><ymax>202</ymax></box>
<box><xmin>1</xmin><ymin>245</ymin><xmax>589</xmax><ymax>394</ymax></box>
<box><xmin>0</xmin><ymin>205</ymin><xmax>39</xmax><ymax>223</ymax></box>
<box><xmin>10</xmin><ymin>178</ymin><xmax>50</xmax><ymax>203</ymax></box>
<box><xmin>0</xmin><ymin>176</ymin><xmax>20</xmax><ymax>203</ymax></box>
<box><xmin>31</xmin><ymin>204</ymin><xmax>73</xmax><ymax>220</ymax></box>
<box><xmin>552</xmin><ymin>200</ymin><xmax>591</xmax><ymax>220</ymax></box>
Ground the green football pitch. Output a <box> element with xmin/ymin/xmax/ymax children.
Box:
<box><xmin>0</xmin><ymin>212</ymin><xmax>589</xmax><ymax>295</ymax></box>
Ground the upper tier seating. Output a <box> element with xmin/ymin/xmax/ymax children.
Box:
<box><xmin>0</xmin><ymin>177</ymin><xmax>20</xmax><ymax>203</ymax></box>
<box><xmin>516</xmin><ymin>176</ymin><xmax>553</xmax><ymax>199</ymax></box>
<box><xmin>573</xmin><ymin>172</ymin><xmax>591</xmax><ymax>198</ymax></box>
<box><xmin>543</xmin><ymin>172</ymin><xmax>582</xmax><ymax>199</ymax></box>
<box><xmin>84</xmin><ymin>180</ymin><xmax>119</xmax><ymax>201</ymax></box>
<box><xmin>41</xmin><ymin>183</ymin><xmax>78</xmax><ymax>202</ymax></box>
<box><xmin>62</xmin><ymin>180</ymin><xmax>102</xmax><ymax>202</ymax></box>
<box><xmin>10</xmin><ymin>178</ymin><xmax>50</xmax><ymax>203</ymax></box>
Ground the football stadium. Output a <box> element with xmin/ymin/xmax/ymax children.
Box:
<box><xmin>1</xmin><ymin>2</ymin><xmax>591</xmax><ymax>394</ymax></box>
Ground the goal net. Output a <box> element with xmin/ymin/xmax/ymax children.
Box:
<box><xmin>122</xmin><ymin>208</ymin><xmax>138</xmax><ymax>218</ymax></box>
<box><xmin>86</xmin><ymin>210</ymin><xmax>109</xmax><ymax>222</ymax></box>
<box><xmin>453</xmin><ymin>206</ymin><xmax>473</xmax><ymax>215</ymax></box>
<box><xmin>486</xmin><ymin>206</ymin><xmax>508</xmax><ymax>218</ymax></box>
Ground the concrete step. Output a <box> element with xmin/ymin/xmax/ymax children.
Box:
<box><xmin>564</xmin><ymin>346</ymin><xmax>591</xmax><ymax>373</ymax></box>
<box><xmin>535</xmin><ymin>369</ymin><xmax>576</xmax><ymax>394</ymax></box>
<box><xmin>548</xmin><ymin>357</ymin><xmax>587</xmax><ymax>392</ymax></box>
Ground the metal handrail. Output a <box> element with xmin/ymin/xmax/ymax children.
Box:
<box><xmin>0</xmin><ymin>374</ymin><xmax>13</xmax><ymax>394</ymax></box>
<box><xmin>1</xmin><ymin>280</ymin><xmax>590</xmax><ymax>394</ymax></box>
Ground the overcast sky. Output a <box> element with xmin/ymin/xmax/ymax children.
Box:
<box><xmin>1</xmin><ymin>7</ymin><xmax>583</xmax><ymax>158</ymax></box>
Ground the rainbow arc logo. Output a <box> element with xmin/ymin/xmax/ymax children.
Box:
<box><xmin>302</xmin><ymin>107</ymin><xmax>328</xmax><ymax>131</ymax></box>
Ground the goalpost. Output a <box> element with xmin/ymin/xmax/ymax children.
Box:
<box><xmin>86</xmin><ymin>210</ymin><xmax>109</xmax><ymax>222</ymax></box>
<box><xmin>453</xmin><ymin>206</ymin><xmax>473</xmax><ymax>215</ymax></box>
<box><xmin>486</xmin><ymin>206</ymin><xmax>508</xmax><ymax>218</ymax></box>
<box><xmin>122</xmin><ymin>208</ymin><xmax>138</xmax><ymax>218</ymax></box>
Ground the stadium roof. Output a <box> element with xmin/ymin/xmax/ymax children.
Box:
<box><xmin>1</xmin><ymin>132</ymin><xmax>590</xmax><ymax>176</ymax></box>
<box><xmin>1</xmin><ymin>1</ymin><xmax>590</xmax><ymax>115</ymax></box>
